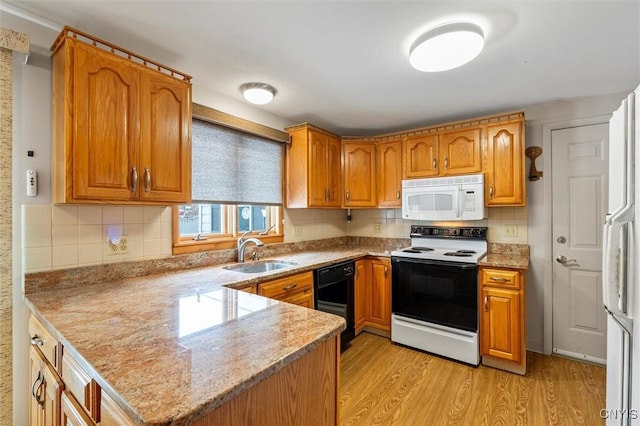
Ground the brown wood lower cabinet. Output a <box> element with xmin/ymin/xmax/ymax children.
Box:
<box><xmin>479</xmin><ymin>266</ymin><xmax>526</xmax><ymax>374</ymax></box>
<box><xmin>61</xmin><ymin>391</ymin><xmax>93</xmax><ymax>426</ymax></box>
<box><xmin>29</xmin><ymin>345</ymin><xmax>63</xmax><ymax>426</ymax></box>
<box><xmin>258</xmin><ymin>271</ymin><xmax>314</xmax><ymax>307</ymax></box>
<box><xmin>355</xmin><ymin>257</ymin><xmax>391</xmax><ymax>334</ymax></box>
<box><xmin>29</xmin><ymin>310</ymin><xmax>339</xmax><ymax>425</ymax></box>
<box><xmin>197</xmin><ymin>336</ymin><xmax>339</xmax><ymax>425</ymax></box>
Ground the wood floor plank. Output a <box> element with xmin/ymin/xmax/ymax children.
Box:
<box><xmin>340</xmin><ymin>333</ymin><xmax>606</xmax><ymax>426</ymax></box>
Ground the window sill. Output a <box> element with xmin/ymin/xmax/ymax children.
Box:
<box><xmin>172</xmin><ymin>234</ymin><xmax>284</xmax><ymax>255</ymax></box>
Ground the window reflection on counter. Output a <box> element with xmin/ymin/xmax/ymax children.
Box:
<box><xmin>178</xmin><ymin>288</ymin><xmax>273</xmax><ymax>338</ymax></box>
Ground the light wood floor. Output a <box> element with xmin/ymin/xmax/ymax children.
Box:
<box><xmin>340</xmin><ymin>333</ymin><xmax>606</xmax><ymax>426</ymax></box>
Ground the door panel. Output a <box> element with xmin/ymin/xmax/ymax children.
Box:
<box><xmin>73</xmin><ymin>42</ymin><xmax>138</xmax><ymax>201</ymax></box>
<box><xmin>139</xmin><ymin>72</ymin><xmax>191</xmax><ymax>202</ymax></box>
<box><xmin>377</xmin><ymin>140</ymin><xmax>402</xmax><ymax>207</ymax></box>
<box><xmin>551</xmin><ymin>123</ymin><xmax>608</xmax><ymax>361</ymax></box>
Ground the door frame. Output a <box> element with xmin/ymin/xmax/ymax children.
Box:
<box><xmin>541</xmin><ymin>114</ymin><xmax>611</xmax><ymax>355</ymax></box>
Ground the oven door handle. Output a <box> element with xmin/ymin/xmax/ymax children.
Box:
<box><xmin>391</xmin><ymin>257</ymin><xmax>477</xmax><ymax>269</ymax></box>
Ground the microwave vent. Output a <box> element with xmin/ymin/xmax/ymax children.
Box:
<box><xmin>402</xmin><ymin>173</ymin><xmax>484</xmax><ymax>188</ymax></box>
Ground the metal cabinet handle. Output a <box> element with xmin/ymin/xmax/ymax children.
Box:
<box><xmin>384</xmin><ymin>266</ymin><xmax>388</xmax><ymax>278</ymax></box>
<box><xmin>489</xmin><ymin>277</ymin><xmax>509</xmax><ymax>282</ymax></box>
<box><xmin>444</xmin><ymin>157</ymin><xmax>449</xmax><ymax>169</ymax></box>
<box><xmin>131</xmin><ymin>166</ymin><xmax>138</xmax><ymax>192</ymax></box>
<box><xmin>432</xmin><ymin>158</ymin><xmax>437</xmax><ymax>169</ymax></box>
<box><xmin>489</xmin><ymin>184</ymin><xmax>494</xmax><ymax>199</ymax></box>
<box><xmin>283</xmin><ymin>283</ymin><xmax>297</xmax><ymax>291</ymax></box>
<box><xmin>484</xmin><ymin>295</ymin><xmax>489</xmax><ymax>312</ymax></box>
<box><xmin>32</xmin><ymin>372</ymin><xmax>45</xmax><ymax>406</ymax></box>
<box><xmin>30</xmin><ymin>336</ymin><xmax>43</xmax><ymax>346</ymax></box>
<box><xmin>144</xmin><ymin>167</ymin><xmax>151</xmax><ymax>192</ymax></box>
<box><xmin>396</xmin><ymin>190</ymin><xmax>401</xmax><ymax>200</ymax></box>
<box><xmin>345</xmin><ymin>191</ymin><xmax>350</xmax><ymax>201</ymax></box>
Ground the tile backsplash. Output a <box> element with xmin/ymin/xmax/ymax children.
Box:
<box><xmin>345</xmin><ymin>207</ymin><xmax>528</xmax><ymax>244</ymax></box>
<box><xmin>22</xmin><ymin>204</ymin><xmax>527</xmax><ymax>273</ymax></box>
<box><xmin>22</xmin><ymin>204</ymin><xmax>172</xmax><ymax>273</ymax></box>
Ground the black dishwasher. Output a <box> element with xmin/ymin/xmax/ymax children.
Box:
<box><xmin>314</xmin><ymin>260</ymin><xmax>355</xmax><ymax>347</ymax></box>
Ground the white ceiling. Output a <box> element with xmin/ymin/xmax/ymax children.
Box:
<box><xmin>2</xmin><ymin>1</ymin><xmax>639</xmax><ymax>136</ymax></box>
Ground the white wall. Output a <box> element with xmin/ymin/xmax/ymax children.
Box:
<box><xmin>12</xmin><ymin>52</ymin><xmax>51</xmax><ymax>426</ymax></box>
<box><xmin>522</xmin><ymin>91</ymin><xmax>629</xmax><ymax>353</ymax></box>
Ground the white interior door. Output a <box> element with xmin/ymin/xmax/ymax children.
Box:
<box><xmin>551</xmin><ymin>123</ymin><xmax>608</xmax><ymax>363</ymax></box>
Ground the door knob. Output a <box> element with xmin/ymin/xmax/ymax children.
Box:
<box><xmin>556</xmin><ymin>255</ymin><xmax>576</xmax><ymax>264</ymax></box>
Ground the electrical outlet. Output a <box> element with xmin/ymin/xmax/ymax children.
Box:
<box><xmin>373</xmin><ymin>223</ymin><xmax>382</xmax><ymax>233</ymax></box>
<box><xmin>504</xmin><ymin>225</ymin><xmax>518</xmax><ymax>237</ymax></box>
<box><xmin>107</xmin><ymin>236</ymin><xmax>129</xmax><ymax>255</ymax></box>
<box><xmin>293</xmin><ymin>226</ymin><xmax>302</xmax><ymax>237</ymax></box>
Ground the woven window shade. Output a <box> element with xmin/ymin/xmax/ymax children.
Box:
<box><xmin>191</xmin><ymin>118</ymin><xmax>283</xmax><ymax>205</ymax></box>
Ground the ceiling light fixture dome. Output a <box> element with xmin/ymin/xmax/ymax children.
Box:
<box><xmin>409</xmin><ymin>22</ymin><xmax>484</xmax><ymax>72</ymax></box>
<box><xmin>240</xmin><ymin>82</ymin><xmax>276</xmax><ymax>105</ymax></box>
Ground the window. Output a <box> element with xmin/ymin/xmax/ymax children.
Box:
<box><xmin>173</xmin><ymin>107</ymin><xmax>287</xmax><ymax>254</ymax></box>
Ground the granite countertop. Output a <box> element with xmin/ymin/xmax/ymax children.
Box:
<box><xmin>24</xmin><ymin>245</ymin><xmax>394</xmax><ymax>425</ymax></box>
<box><xmin>478</xmin><ymin>243</ymin><xmax>530</xmax><ymax>270</ymax></box>
<box><xmin>478</xmin><ymin>253</ymin><xmax>530</xmax><ymax>269</ymax></box>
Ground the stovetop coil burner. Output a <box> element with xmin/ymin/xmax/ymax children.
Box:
<box><xmin>402</xmin><ymin>246</ymin><xmax>435</xmax><ymax>253</ymax></box>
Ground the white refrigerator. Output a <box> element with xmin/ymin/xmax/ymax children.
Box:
<box><xmin>603</xmin><ymin>85</ymin><xmax>639</xmax><ymax>425</ymax></box>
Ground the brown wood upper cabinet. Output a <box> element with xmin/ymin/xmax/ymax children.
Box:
<box><xmin>403</xmin><ymin>128</ymin><xmax>482</xmax><ymax>178</ymax></box>
<box><xmin>403</xmin><ymin>134</ymin><xmax>439</xmax><ymax>178</ymax></box>
<box><xmin>51</xmin><ymin>27</ymin><xmax>192</xmax><ymax>204</ymax></box>
<box><xmin>377</xmin><ymin>140</ymin><xmax>403</xmax><ymax>207</ymax></box>
<box><xmin>483</xmin><ymin>118</ymin><xmax>526</xmax><ymax>206</ymax></box>
<box><xmin>439</xmin><ymin>128</ymin><xmax>482</xmax><ymax>175</ymax></box>
<box><xmin>343</xmin><ymin>141</ymin><xmax>377</xmax><ymax>207</ymax></box>
<box><xmin>285</xmin><ymin>124</ymin><xmax>342</xmax><ymax>208</ymax></box>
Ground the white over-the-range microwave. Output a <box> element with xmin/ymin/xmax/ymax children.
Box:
<box><xmin>401</xmin><ymin>173</ymin><xmax>487</xmax><ymax>221</ymax></box>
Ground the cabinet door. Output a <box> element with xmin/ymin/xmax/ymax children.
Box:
<box><xmin>403</xmin><ymin>135</ymin><xmax>439</xmax><ymax>178</ymax></box>
<box><xmin>484</xmin><ymin>121</ymin><xmax>525</xmax><ymax>206</ymax></box>
<box><xmin>440</xmin><ymin>128</ymin><xmax>481</xmax><ymax>175</ymax></box>
<box><xmin>139</xmin><ymin>71</ymin><xmax>192</xmax><ymax>203</ymax></box>
<box><xmin>377</xmin><ymin>140</ymin><xmax>402</xmax><ymax>207</ymax></box>
<box><xmin>368</xmin><ymin>258</ymin><xmax>391</xmax><ymax>330</ymax></box>
<box><xmin>354</xmin><ymin>259</ymin><xmax>368</xmax><ymax>331</ymax></box>
<box><xmin>308</xmin><ymin>130</ymin><xmax>329</xmax><ymax>207</ymax></box>
<box><xmin>72</xmin><ymin>41</ymin><xmax>140</xmax><ymax>201</ymax></box>
<box><xmin>481</xmin><ymin>287</ymin><xmax>521</xmax><ymax>362</ymax></box>
<box><xmin>325</xmin><ymin>135</ymin><xmax>343</xmax><ymax>207</ymax></box>
<box><xmin>61</xmin><ymin>391</ymin><xmax>93</xmax><ymax>426</ymax></box>
<box><xmin>343</xmin><ymin>142</ymin><xmax>376</xmax><ymax>207</ymax></box>
<box><xmin>29</xmin><ymin>346</ymin><xmax>63</xmax><ymax>426</ymax></box>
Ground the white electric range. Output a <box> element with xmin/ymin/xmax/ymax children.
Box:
<box><xmin>390</xmin><ymin>225</ymin><xmax>487</xmax><ymax>365</ymax></box>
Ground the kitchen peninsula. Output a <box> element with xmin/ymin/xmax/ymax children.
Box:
<box><xmin>24</xmin><ymin>243</ymin><xmax>397</xmax><ymax>425</ymax></box>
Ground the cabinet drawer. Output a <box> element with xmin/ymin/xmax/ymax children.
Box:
<box><xmin>258</xmin><ymin>272</ymin><xmax>313</xmax><ymax>300</ymax></box>
<box><xmin>481</xmin><ymin>268</ymin><xmax>520</xmax><ymax>289</ymax></box>
<box><xmin>281</xmin><ymin>287</ymin><xmax>314</xmax><ymax>308</ymax></box>
<box><xmin>29</xmin><ymin>316</ymin><xmax>60</xmax><ymax>369</ymax></box>
<box><xmin>62</xmin><ymin>351</ymin><xmax>99</xmax><ymax>422</ymax></box>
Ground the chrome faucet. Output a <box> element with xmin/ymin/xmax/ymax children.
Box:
<box><xmin>237</xmin><ymin>231</ymin><xmax>264</xmax><ymax>262</ymax></box>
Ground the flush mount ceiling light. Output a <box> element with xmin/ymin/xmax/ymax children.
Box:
<box><xmin>240</xmin><ymin>82</ymin><xmax>276</xmax><ymax>105</ymax></box>
<box><xmin>409</xmin><ymin>23</ymin><xmax>484</xmax><ymax>72</ymax></box>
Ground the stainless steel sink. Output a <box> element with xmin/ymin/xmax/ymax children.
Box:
<box><xmin>222</xmin><ymin>260</ymin><xmax>298</xmax><ymax>274</ymax></box>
